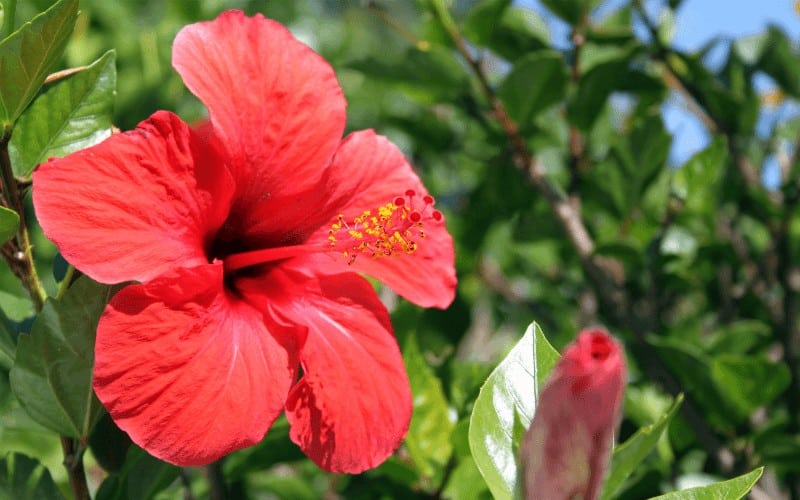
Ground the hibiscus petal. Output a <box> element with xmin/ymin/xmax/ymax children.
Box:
<box><xmin>238</xmin><ymin>266</ymin><xmax>411</xmax><ymax>473</ymax></box>
<box><xmin>307</xmin><ymin>130</ymin><xmax>456</xmax><ymax>309</ymax></box>
<box><xmin>172</xmin><ymin>10</ymin><xmax>347</xmax><ymax>242</ymax></box>
<box><xmin>93</xmin><ymin>263</ymin><xmax>298</xmax><ymax>466</ymax></box>
<box><xmin>32</xmin><ymin>110</ymin><xmax>234</xmax><ymax>284</ymax></box>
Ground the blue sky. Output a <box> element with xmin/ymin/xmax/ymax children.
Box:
<box><xmin>516</xmin><ymin>0</ymin><xmax>800</xmax><ymax>186</ymax></box>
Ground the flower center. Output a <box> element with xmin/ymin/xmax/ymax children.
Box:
<box><xmin>223</xmin><ymin>190</ymin><xmax>442</xmax><ymax>273</ymax></box>
<box><xmin>328</xmin><ymin>190</ymin><xmax>442</xmax><ymax>264</ymax></box>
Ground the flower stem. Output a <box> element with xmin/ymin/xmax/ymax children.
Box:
<box><xmin>0</xmin><ymin>134</ymin><xmax>47</xmax><ymax>312</ymax></box>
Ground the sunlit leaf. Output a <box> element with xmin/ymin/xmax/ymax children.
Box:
<box><xmin>9</xmin><ymin>50</ymin><xmax>116</xmax><ymax>179</ymax></box>
<box><xmin>650</xmin><ymin>467</ymin><xmax>763</xmax><ymax>500</ymax></box>
<box><xmin>403</xmin><ymin>333</ymin><xmax>454</xmax><ymax>480</ymax></box>
<box><xmin>468</xmin><ymin>322</ymin><xmax>559</xmax><ymax>500</ymax></box>
<box><xmin>0</xmin><ymin>0</ymin><xmax>78</xmax><ymax>134</ymax></box>
<box><xmin>9</xmin><ymin>276</ymin><xmax>115</xmax><ymax>438</ymax></box>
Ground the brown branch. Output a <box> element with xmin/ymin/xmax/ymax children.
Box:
<box><xmin>567</xmin><ymin>18</ymin><xmax>589</xmax><ymax>192</ymax></box>
<box><xmin>60</xmin><ymin>437</ymin><xmax>91</xmax><ymax>500</ymax></box>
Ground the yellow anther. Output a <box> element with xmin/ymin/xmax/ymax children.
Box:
<box><xmin>327</xmin><ymin>191</ymin><xmax>442</xmax><ymax>264</ymax></box>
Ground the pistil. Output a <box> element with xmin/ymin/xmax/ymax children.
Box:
<box><xmin>223</xmin><ymin>191</ymin><xmax>443</xmax><ymax>272</ymax></box>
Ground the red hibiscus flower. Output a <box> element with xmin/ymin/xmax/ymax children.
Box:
<box><xmin>32</xmin><ymin>10</ymin><xmax>456</xmax><ymax>473</ymax></box>
<box><xmin>519</xmin><ymin>328</ymin><xmax>626</xmax><ymax>500</ymax></box>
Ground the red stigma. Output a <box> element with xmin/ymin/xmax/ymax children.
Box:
<box><xmin>327</xmin><ymin>189</ymin><xmax>444</xmax><ymax>264</ymax></box>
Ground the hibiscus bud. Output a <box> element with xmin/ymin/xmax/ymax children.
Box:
<box><xmin>519</xmin><ymin>328</ymin><xmax>626</xmax><ymax>500</ymax></box>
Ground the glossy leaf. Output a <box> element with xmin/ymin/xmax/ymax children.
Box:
<box><xmin>0</xmin><ymin>206</ymin><xmax>18</xmax><ymax>246</ymax></box>
<box><xmin>601</xmin><ymin>395</ymin><xmax>683</xmax><ymax>499</ymax></box>
<box><xmin>469</xmin><ymin>322</ymin><xmax>559</xmax><ymax>500</ymax></box>
<box><xmin>9</xmin><ymin>50</ymin><xmax>116</xmax><ymax>179</ymax></box>
<box><xmin>9</xmin><ymin>276</ymin><xmax>114</xmax><ymax>438</ymax></box>
<box><xmin>650</xmin><ymin>467</ymin><xmax>764</xmax><ymax>500</ymax></box>
<box><xmin>403</xmin><ymin>333</ymin><xmax>454</xmax><ymax>480</ymax></box>
<box><xmin>0</xmin><ymin>452</ymin><xmax>64</xmax><ymax>500</ymax></box>
<box><xmin>0</xmin><ymin>0</ymin><xmax>78</xmax><ymax>134</ymax></box>
<box><xmin>498</xmin><ymin>51</ymin><xmax>568</xmax><ymax>130</ymax></box>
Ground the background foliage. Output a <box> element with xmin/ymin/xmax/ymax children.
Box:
<box><xmin>0</xmin><ymin>0</ymin><xmax>799</xmax><ymax>498</ymax></box>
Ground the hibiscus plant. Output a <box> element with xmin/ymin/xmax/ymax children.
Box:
<box><xmin>0</xmin><ymin>1</ymin><xmax>796</xmax><ymax>499</ymax></box>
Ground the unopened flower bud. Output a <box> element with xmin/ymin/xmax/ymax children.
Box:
<box><xmin>520</xmin><ymin>328</ymin><xmax>626</xmax><ymax>500</ymax></box>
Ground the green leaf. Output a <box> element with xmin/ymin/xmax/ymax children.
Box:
<box><xmin>569</xmin><ymin>46</ymin><xmax>663</xmax><ymax>131</ymax></box>
<box><xmin>124</xmin><ymin>447</ymin><xmax>180</xmax><ymax>500</ymax></box>
<box><xmin>498</xmin><ymin>51</ymin><xmax>568</xmax><ymax>130</ymax></box>
<box><xmin>9</xmin><ymin>276</ymin><xmax>115</xmax><ymax>438</ymax></box>
<box><xmin>485</xmin><ymin>7</ymin><xmax>549</xmax><ymax>60</ymax></box>
<box><xmin>95</xmin><ymin>446</ymin><xmax>180</xmax><ymax>500</ymax></box>
<box><xmin>647</xmin><ymin>336</ymin><xmax>739</xmax><ymax>429</ymax></box>
<box><xmin>0</xmin><ymin>452</ymin><xmax>64</xmax><ymax>500</ymax></box>
<box><xmin>0</xmin><ymin>307</ymin><xmax>16</xmax><ymax>371</ymax></box>
<box><xmin>0</xmin><ymin>0</ymin><xmax>78</xmax><ymax>133</ymax></box>
<box><xmin>540</xmin><ymin>0</ymin><xmax>587</xmax><ymax>25</ymax></box>
<box><xmin>671</xmin><ymin>137</ymin><xmax>727</xmax><ymax>214</ymax></box>
<box><xmin>8</xmin><ymin>50</ymin><xmax>116</xmax><ymax>179</ymax></box>
<box><xmin>348</xmin><ymin>45</ymin><xmax>467</xmax><ymax>99</ymax></box>
<box><xmin>223</xmin><ymin>416</ymin><xmax>304</xmax><ymax>481</ymax></box>
<box><xmin>601</xmin><ymin>395</ymin><xmax>683</xmax><ymax>499</ymax></box>
<box><xmin>710</xmin><ymin>355</ymin><xmax>791</xmax><ymax>417</ymax></box>
<box><xmin>468</xmin><ymin>322</ymin><xmax>559</xmax><ymax>500</ymax></box>
<box><xmin>89</xmin><ymin>412</ymin><xmax>132</xmax><ymax>473</ymax></box>
<box><xmin>649</xmin><ymin>467</ymin><xmax>763</xmax><ymax>500</ymax></box>
<box><xmin>705</xmin><ymin>320</ymin><xmax>770</xmax><ymax>355</ymax></box>
<box><xmin>403</xmin><ymin>333</ymin><xmax>455</xmax><ymax>480</ymax></box>
<box><xmin>0</xmin><ymin>206</ymin><xmax>18</xmax><ymax>246</ymax></box>
<box><xmin>759</xmin><ymin>26</ymin><xmax>800</xmax><ymax>97</ymax></box>
<box><xmin>442</xmin><ymin>455</ymin><xmax>492</xmax><ymax>500</ymax></box>
<box><xmin>463</xmin><ymin>0</ymin><xmax>512</xmax><ymax>46</ymax></box>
